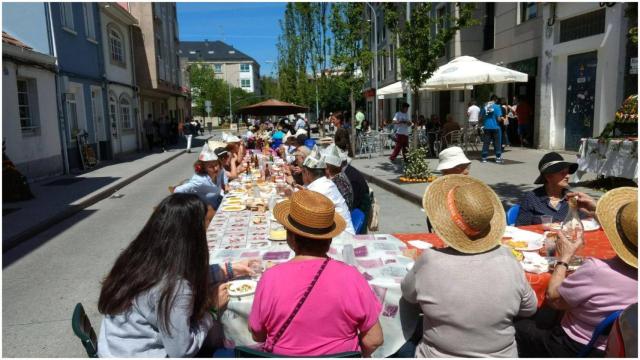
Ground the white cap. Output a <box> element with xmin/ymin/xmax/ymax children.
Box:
<box><xmin>436</xmin><ymin>146</ymin><xmax>470</xmax><ymax>171</ymax></box>
<box><xmin>302</xmin><ymin>145</ymin><xmax>326</xmax><ymax>169</ymax></box>
<box><xmin>198</xmin><ymin>143</ymin><xmax>218</xmax><ymax>162</ymax></box>
<box><xmin>322</xmin><ymin>144</ymin><xmax>343</xmax><ymax>167</ymax></box>
<box><xmin>295</xmin><ymin>128</ymin><xmax>308</xmax><ymax>136</ymax></box>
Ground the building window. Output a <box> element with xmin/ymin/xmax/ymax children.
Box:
<box><xmin>559</xmin><ymin>9</ymin><xmax>606</xmax><ymax>43</ymax></box>
<box><xmin>483</xmin><ymin>3</ymin><xmax>495</xmax><ymax>51</ymax></box>
<box><xmin>240</xmin><ymin>64</ymin><xmax>250</xmax><ymax>72</ymax></box>
<box><xmin>389</xmin><ymin>44</ymin><xmax>395</xmax><ymax>72</ymax></box>
<box><xmin>436</xmin><ymin>6</ymin><xmax>447</xmax><ymax>57</ymax></box>
<box><xmin>214</xmin><ymin>64</ymin><xmax>222</xmax><ymax>73</ymax></box>
<box><xmin>83</xmin><ymin>3</ymin><xmax>96</xmax><ymax>40</ymax></box>
<box><xmin>108</xmin><ymin>26</ymin><xmax>125</xmax><ymax>65</ymax></box>
<box><xmin>241</xmin><ymin>79</ymin><xmax>251</xmax><ymax>88</ymax></box>
<box><xmin>108</xmin><ymin>92</ymin><xmax>117</xmax><ymax>132</ymax></box>
<box><xmin>519</xmin><ymin>3</ymin><xmax>538</xmax><ymax>23</ymax></box>
<box><xmin>119</xmin><ymin>95</ymin><xmax>132</xmax><ymax>129</ymax></box>
<box><xmin>61</xmin><ymin>3</ymin><xmax>75</xmax><ymax>31</ymax></box>
<box><xmin>66</xmin><ymin>93</ymin><xmax>79</xmax><ymax>134</ymax></box>
<box><xmin>17</xmin><ymin>79</ymin><xmax>39</xmax><ymax>131</ymax></box>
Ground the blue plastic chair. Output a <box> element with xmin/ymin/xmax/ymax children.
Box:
<box><xmin>270</xmin><ymin>139</ymin><xmax>282</xmax><ymax>150</ymax></box>
<box><xmin>506</xmin><ymin>204</ymin><xmax>520</xmax><ymax>226</ymax></box>
<box><xmin>577</xmin><ymin>310</ymin><xmax>623</xmax><ymax>357</ymax></box>
<box><xmin>351</xmin><ymin>208</ymin><xmax>366</xmax><ymax>234</ymax></box>
<box><xmin>304</xmin><ymin>138</ymin><xmax>316</xmax><ymax>149</ymax></box>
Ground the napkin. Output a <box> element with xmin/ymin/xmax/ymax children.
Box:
<box><xmin>407</xmin><ymin>240</ymin><xmax>434</xmax><ymax>250</ymax></box>
<box><xmin>520</xmin><ymin>252</ymin><xmax>550</xmax><ymax>274</ymax></box>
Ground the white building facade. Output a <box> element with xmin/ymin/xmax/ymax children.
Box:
<box><xmin>2</xmin><ymin>35</ymin><xmax>63</xmax><ymax>179</ymax></box>
<box><xmin>100</xmin><ymin>3</ymin><xmax>140</xmax><ymax>156</ymax></box>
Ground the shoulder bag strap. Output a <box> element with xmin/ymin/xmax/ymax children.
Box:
<box><xmin>263</xmin><ymin>258</ymin><xmax>330</xmax><ymax>353</ymax></box>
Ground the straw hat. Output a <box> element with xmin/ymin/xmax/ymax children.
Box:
<box><xmin>534</xmin><ymin>152</ymin><xmax>578</xmax><ymax>184</ymax></box>
<box><xmin>423</xmin><ymin>175</ymin><xmax>505</xmax><ymax>254</ymax></box>
<box><xmin>198</xmin><ymin>143</ymin><xmax>218</xmax><ymax>162</ymax></box>
<box><xmin>436</xmin><ymin>147</ymin><xmax>470</xmax><ymax>171</ymax></box>
<box><xmin>317</xmin><ymin>137</ymin><xmax>334</xmax><ymax>146</ymax></box>
<box><xmin>273</xmin><ymin>190</ymin><xmax>346</xmax><ymax>239</ymax></box>
<box><xmin>596</xmin><ymin>187</ymin><xmax>637</xmax><ymax>268</ymax></box>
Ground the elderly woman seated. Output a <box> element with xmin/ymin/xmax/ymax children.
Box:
<box><xmin>517</xmin><ymin>152</ymin><xmax>596</xmax><ymax>226</ymax></box>
<box><xmin>248</xmin><ymin>190</ymin><xmax>383</xmax><ymax>357</ymax></box>
<box><xmin>402</xmin><ymin>175</ymin><xmax>537</xmax><ymax>357</ymax></box>
<box><xmin>515</xmin><ymin>187</ymin><xmax>638</xmax><ymax>357</ymax></box>
<box><xmin>174</xmin><ymin>144</ymin><xmax>223</xmax><ymax>210</ymax></box>
<box><xmin>323</xmin><ymin>144</ymin><xmax>354</xmax><ymax>210</ymax></box>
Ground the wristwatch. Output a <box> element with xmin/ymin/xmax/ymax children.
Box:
<box><xmin>555</xmin><ymin>261</ymin><xmax>570</xmax><ymax>270</ymax></box>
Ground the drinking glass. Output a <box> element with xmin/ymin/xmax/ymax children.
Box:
<box><xmin>541</xmin><ymin>215</ymin><xmax>553</xmax><ymax>231</ymax></box>
<box><xmin>249</xmin><ymin>259</ymin><xmax>264</xmax><ymax>280</ymax></box>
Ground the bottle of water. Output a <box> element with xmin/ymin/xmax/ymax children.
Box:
<box><xmin>561</xmin><ymin>197</ymin><xmax>584</xmax><ymax>253</ymax></box>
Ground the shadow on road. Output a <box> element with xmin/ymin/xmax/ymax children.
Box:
<box><xmin>490</xmin><ymin>182</ymin><xmax>534</xmax><ymax>208</ymax></box>
<box><xmin>3</xmin><ymin>209</ymin><xmax>98</xmax><ymax>268</ymax></box>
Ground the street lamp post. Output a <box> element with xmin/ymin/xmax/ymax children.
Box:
<box><xmin>365</xmin><ymin>2</ymin><xmax>379</xmax><ymax>130</ymax></box>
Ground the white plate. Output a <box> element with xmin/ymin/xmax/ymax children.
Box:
<box><xmin>503</xmin><ymin>227</ymin><xmax>544</xmax><ymax>251</ymax></box>
<box><xmin>228</xmin><ymin>280</ymin><xmax>257</xmax><ymax>297</ymax></box>
<box><xmin>581</xmin><ymin>218</ymin><xmax>600</xmax><ymax>232</ymax></box>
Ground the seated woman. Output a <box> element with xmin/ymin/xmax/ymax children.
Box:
<box><xmin>517</xmin><ymin>152</ymin><xmax>596</xmax><ymax>226</ymax></box>
<box><xmin>402</xmin><ymin>175</ymin><xmax>537</xmax><ymax>357</ymax></box>
<box><xmin>213</xmin><ymin>147</ymin><xmax>230</xmax><ymax>193</ymax></box>
<box><xmin>284</xmin><ymin>146</ymin><xmax>310</xmax><ymax>186</ymax></box>
<box><xmin>174</xmin><ymin>144</ymin><xmax>223</xmax><ymax>210</ymax></box>
<box><xmin>515</xmin><ymin>187</ymin><xmax>638</xmax><ymax>357</ymax></box>
<box><xmin>249</xmin><ymin>190</ymin><xmax>383</xmax><ymax>357</ymax></box>
<box><xmin>97</xmin><ymin>193</ymin><xmax>236</xmax><ymax>357</ymax></box>
<box><xmin>323</xmin><ymin>144</ymin><xmax>354</xmax><ymax>210</ymax></box>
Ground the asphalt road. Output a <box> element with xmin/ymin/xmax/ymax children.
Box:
<box><xmin>1</xmin><ymin>141</ymin><xmax>426</xmax><ymax>357</ymax></box>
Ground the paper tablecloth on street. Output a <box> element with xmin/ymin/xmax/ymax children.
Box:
<box><xmin>207</xmin><ymin>206</ymin><xmax>418</xmax><ymax>357</ymax></box>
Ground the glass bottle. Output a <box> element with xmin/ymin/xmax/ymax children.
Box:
<box><xmin>561</xmin><ymin>197</ymin><xmax>584</xmax><ymax>250</ymax></box>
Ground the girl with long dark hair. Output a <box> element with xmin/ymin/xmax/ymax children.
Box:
<box><xmin>97</xmin><ymin>193</ymin><xmax>227</xmax><ymax>357</ymax></box>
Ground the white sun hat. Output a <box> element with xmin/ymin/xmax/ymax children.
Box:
<box><xmin>436</xmin><ymin>146</ymin><xmax>470</xmax><ymax>171</ymax></box>
<box><xmin>295</xmin><ymin>128</ymin><xmax>308</xmax><ymax>136</ymax></box>
<box><xmin>322</xmin><ymin>144</ymin><xmax>343</xmax><ymax>167</ymax></box>
<box><xmin>198</xmin><ymin>143</ymin><xmax>218</xmax><ymax>162</ymax></box>
<box><xmin>302</xmin><ymin>145</ymin><xmax>326</xmax><ymax>169</ymax></box>
<box><xmin>222</xmin><ymin>132</ymin><xmax>241</xmax><ymax>143</ymax></box>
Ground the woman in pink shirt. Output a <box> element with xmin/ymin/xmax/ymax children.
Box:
<box><xmin>248</xmin><ymin>190</ymin><xmax>383</xmax><ymax>357</ymax></box>
<box><xmin>516</xmin><ymin>187</ymin><xmax>638</xmax><ymax>357</ymax></box>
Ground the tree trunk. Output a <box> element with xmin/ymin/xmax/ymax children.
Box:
<box><xmin>411</xmin><ymin>87</ymin><xmax>420</xmax><ymax>149</ymax></box>
<box><xmin>319</xmin><ymin>109</ymin><xmax>325</xmax><ymax>137</ymax></box>
<box><xmin>350</xmin><ymin>91</ymin><xmax>356</xmax><ymax>157</ymax></box>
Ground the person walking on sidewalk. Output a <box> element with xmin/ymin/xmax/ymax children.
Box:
<box><xmin>479</xmin><ymin>95</ymin><xmax>503</xmax><ymax>163</ymax></box>
<box><xmin>498</xmin><ymin>98</ymin><xmax>510</xmax><ymax>149</ymax></box>
<box><xmin>184</xmin><ymin>118</ymin><xmax>193</xmax><ymax>153</ymax></box>
<box><xmin>389</xmin><ymin>102</ymin><xmax>411</xmax><ymax>162</ymax></box>
<box><xmin>143</xmin><ymin>114</ymin><xmax>155</xmax><ymax>152</ymax></box>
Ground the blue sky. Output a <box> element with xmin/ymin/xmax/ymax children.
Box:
<box><xmin>177</xmin><ymin>2</ymin><xmax>286</xmax><ymax>76</ymax></box>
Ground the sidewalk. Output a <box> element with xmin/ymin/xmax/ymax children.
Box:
<box><xmin>350</xmin><ymin>146</ymin><xmax>602</xmax><ymax>209</ymax></box>
<box><xmin>2</xmin><ymin>136</ymin><xmax>208</xmax><ymax>251</ymax></box>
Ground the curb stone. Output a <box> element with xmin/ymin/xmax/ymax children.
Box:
<box><xmin>3</xmin><ymin>150</ymin><xmax>186</xmax><ymax>253</ymax></box>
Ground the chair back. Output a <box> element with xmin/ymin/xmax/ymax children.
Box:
<box><xmin>443</xmin><ymin>130</ymin><xmax>463</xmax><ymax>147</ymax></box>
<box><xmin>71</xmin><ymin>303</ymin><xmax>98</xmax><ymax>358</ymax></box>
<box><xmin>351</xmin><ymin>208</ymin><xmax>366</xmax><ymax>234</ymax></box>
<box><xmin>577</xmin><ymin>310</ymin><xmax>623</xmax><ymax>357</ymax></box>
<box><xmin>304</xmin><ymin>138</ymin><xmax>316</xmax><ymax>149</ymax></box>
<box><xmin>605</xmin><ymin>303</ymin><xmax>638</xmax><ymax>358</ymax></box>
<box><xmin>234</xmin><ymin>346</ymin><xmax>361</xmax><ymax>358</ymax></box>
<box><xmin>506</xmin><ymin>204</ymin><xmax>520</xmax><ymax>226</ymax></box>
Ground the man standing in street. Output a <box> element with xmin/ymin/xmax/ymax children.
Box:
<box><xmin>512</xmin><ymin>96</ymin><xmax>532</xmax><ymax>147</ymax></box>
<box><xmin>467</xmin><ymin>100</ymin><xmax>480</xmax><ymax>128</ymax></box>
<box><xmin>143</xmin><ymin>114</ymin><xmax>155</xmax><ymax>152</ymax></box>
<box><xmin>389</xmin><ymin>102</ymin><xmax>410</xmax><ymax>163</ymax></box>
<box><xmin>183</xmin><ymin>117</ymin><xmax>193</xmax><ymax>153</ymax></box>
<box><xmin>355</xmin><ymin>109</ymin><xmax>365</xmax><ymax>137</ymax></box>
<box><xmin>331</xmin><ymin>112</ymin><xmax>353</xmax><ymax>157</ymax></box>
<box><xmin>295</xmin><ymin>115</ymin><xmax>306</xmax><ymax>132</ymax></box>
<box><xmin>479</xmin><ymin>95</ymin><xmax>503</xmax><ymax>163</ymax></box>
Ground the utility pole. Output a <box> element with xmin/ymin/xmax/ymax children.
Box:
<box><xmin>365</xmin><ymin>2</ymin><xmax>379</xmax><ymax>130</ymax></box>
<box><xmin>315</xmin><ymin>81</ymin><xmax>320</xmax><ymax>123</ymax></box>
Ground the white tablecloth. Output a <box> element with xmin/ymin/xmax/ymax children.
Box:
<box><xmin>207</xmin><ymin>206</ymin><xmax>419</xmax><ymax>358</ymax></box>
<box><xmin>575</xmin><ymin>138</ymin><xmax>638</xmax><ymax>180</ymax></box>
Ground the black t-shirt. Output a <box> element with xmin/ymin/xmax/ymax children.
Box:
<box><xmin>344</xmin><ymin>164</ymin><xmax>369</xmax><ymax>211</ymax></box>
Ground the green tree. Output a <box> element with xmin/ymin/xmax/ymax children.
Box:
<box><xmin>385</xmin><ymin>3</ymin><xmax>477</xmax><ymax>119</ymax></box>
<box><xmin>330</xmin><ymin>2</ymin><xmax>372</xmax><ymax>155</ymax></box>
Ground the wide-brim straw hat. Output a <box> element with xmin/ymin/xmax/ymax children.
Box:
<box><xmin>423</xmin><ymin>175</ymin><xmax>506</xmax><ymax>254</ymax></box>
<box><xmin>596</xmin><ymin>187</ymin><xmax>638</xmax><ymax>268</ymax></box>
<box><xmin>273</xmin><ymin>190</ymin><xmax>346</xmax><ymax>240</ymax></box>
<box><xmin>534</xmin><ymin>152</ymin><xmax>578</xmax><ymax>184</ymax></box>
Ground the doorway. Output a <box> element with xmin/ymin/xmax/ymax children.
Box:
<box><xmin>438</xmin><ymin>91</ymin><xmax>451</xmax><ymax>123</ymax></box>
<box><xmin>565</xmin><ymin>51</ymin><xmax>597</xmax><ymax>151</ymax></box>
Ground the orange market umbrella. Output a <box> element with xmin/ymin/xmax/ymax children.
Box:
<box><xmin>237</xmin><ymin>99</ymin><xmax>308</xmax><ymax>116</ymax></box>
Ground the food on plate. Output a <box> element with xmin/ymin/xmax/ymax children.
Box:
<box><xmin>506</xmin><ymin>240</ymin><xmax>528</xmax><ymax>249</ymax></box>
<box><xmin>228</xmin><ymin>280</ymin><xmax>257</xmax><ymax>296</ymax></box>
<box><xmin>269</xmin><ymin>228</ymin><xmax>287</xmax><ymax>241</ymax></box>
<box><xmin>221</xmin><ymin>205</ymin><xmax>245</xmax><ymax>212</ymax></box>
<box><xmin>252</xmin><ymin>215</ymin><xmax>266</xmax><ymax>224</ymax></box>
<box><xmin>230</xmin><ymin>188</ymin><xmax>247</xmax><ymax>194</ymax></box>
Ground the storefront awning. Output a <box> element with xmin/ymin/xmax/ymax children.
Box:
<box><xmin>377</xmin><ymin>81</ymin><xmax>407</xmax><ymax>99</ymax></box>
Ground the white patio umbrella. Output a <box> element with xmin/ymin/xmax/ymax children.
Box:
<box><xmin>423</xmin><ymin>56</ymin><xmax>528</xmax><ymax>89</ymax></box>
